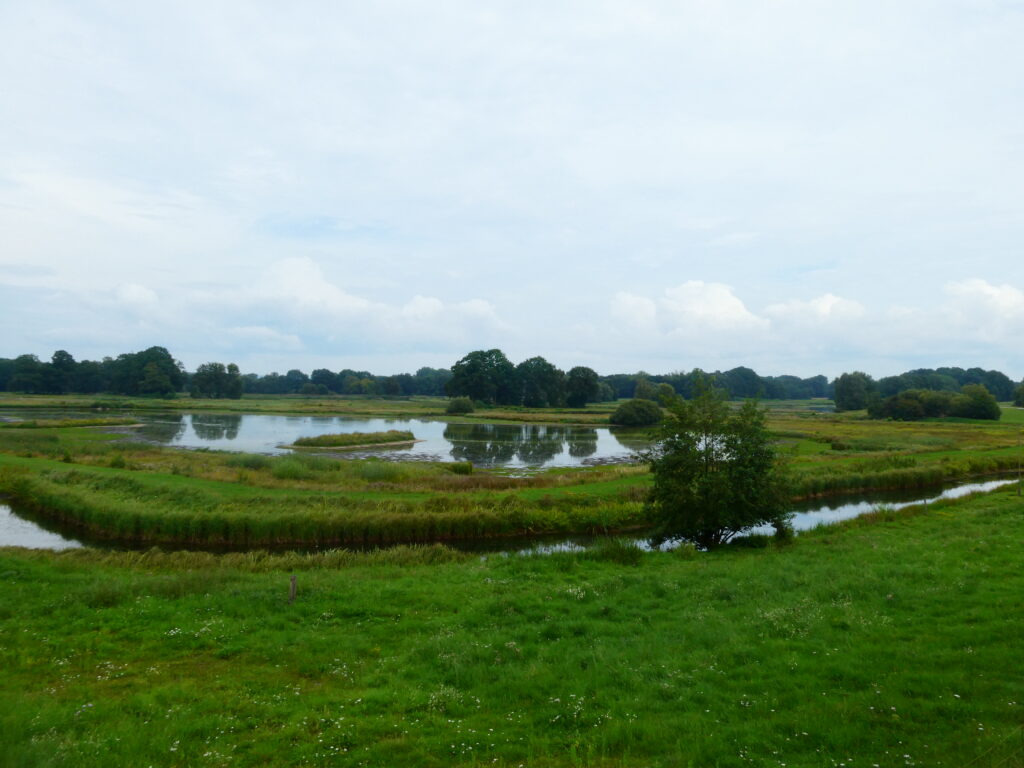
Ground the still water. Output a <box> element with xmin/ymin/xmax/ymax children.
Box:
<box><xmin>1</xmin><ymin>477</ymin><xmax>1015</xmax><ymax>553</ymax></box>
<box><xmin>106</xmin><ymin>413</ymin><xmax>646</xmax><ymax>469</ymax></box>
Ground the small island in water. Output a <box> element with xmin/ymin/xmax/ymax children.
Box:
<box><xmin>290</xmin><ymin>429</ymin><xmax>417</xmax><ymax>450</ymax></box>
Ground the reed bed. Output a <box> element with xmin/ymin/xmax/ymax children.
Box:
<box><xmin>291</xmin><ymin>430</ymin><xmax>415</xmax><ymax>448</ymax></box>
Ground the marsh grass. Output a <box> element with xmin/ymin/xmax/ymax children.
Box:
<box><xmin>292</xmin><ymin>430</ymin><xmax>415</xmax><ymax>448</ymax></box>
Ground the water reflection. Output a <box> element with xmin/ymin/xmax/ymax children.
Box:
<box><xmin>191</xmin><ymin>414</ymin><xmax>242</xmax><ymax>441</ymax></box>
<box><xmin>135</xmin><ymin>414</ymin><xmax>186</xmax><ymax>444</ymax></box>
<box><xmin>567</xmin><ymin>429</ymin><xmax>598</xmax><ymax>458</ymax></box>
<box><xmin>608</xmin><ymin>427</ymin><xmax>658</xmax><ymax>452</ymax></box>
<box><xmin>443</xmin><ymin>423</ymin><xmax>601</xmax><ymax>466</ymax></box>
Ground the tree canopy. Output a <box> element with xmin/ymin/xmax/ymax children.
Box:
<box><xmin>646</xmin><ymin>384</ymin><xmax>790</xmax><ymax>549</ymax></box>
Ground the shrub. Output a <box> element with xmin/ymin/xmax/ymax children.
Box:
<box><xmin>609</xmin><ymin>399</ymin><xmax>663</xmax><ymax>426</ymax></box>
<box><xmin>446</xmin><ymin>461</ymin><xmax>474</xmax><ymax>475</ymax></box>
<box><xmin>226</xmin><ymin>453</ymin><xmax>272</xmax><ymax>470</ymax></box>
<box><xmin>446</xmin><ymin>397</ymin><xmax>474</xmax><ymax>415</ymax></box>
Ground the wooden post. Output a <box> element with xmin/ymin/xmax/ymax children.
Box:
<box><xmin>289</xmin><ymin>574</ymin><xmax>297</xmax><ymax>604</ymax></box>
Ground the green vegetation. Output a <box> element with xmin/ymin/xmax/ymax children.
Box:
<box><xmin>445</xmin><ymin>396</ymin><xmax>474</xmax><ymax>415</ymax></box>
<box><xmin>647</xmin><ymin>387</ymin><xmax>789</xmax><ymax>547</ymax></box>
<box><xmin>1</xmin><ymin>488</ymin><xmax>1023</xmax><ymax>766</ymax></box>
<box><xmin>1</xmin><ymin>396</ymin><xmax>1024</xmax><ymax>549</ymax></box>
<box><xmin>0</xmin><ymin>417</ymin><xmax>137</xmax><ymax>429</ymax></box>
<box><xmin>868</xmin><ymin>384</ymin><xmax>1001</xmax><ymax>421</ymax></box>
<box><xmin>292</xmin><ymin>430</ymin><xmax>417</xmax><ymax>449</ymax></box>
<box><xmin>608</xmin><ymin>398</ymin><xmax>662</xmax><ymax>426</ymax></box>
<box><xmin>190</xmin><ymin>362</ymin><xmax>243</xmax><ymax>399</ymax></box>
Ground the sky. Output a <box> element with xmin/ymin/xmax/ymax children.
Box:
<box><xmin>2</xmin><ymin>1</ymin><xmax>1023</xmax><ymax>380</ymax></box>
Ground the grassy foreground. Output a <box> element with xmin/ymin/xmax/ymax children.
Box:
<box><xmin>1</xmin><ymin>489</ymin><xmax>1022</xmax><ymax>767</ymax></box>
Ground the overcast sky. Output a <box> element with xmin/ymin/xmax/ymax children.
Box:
<box><xmin>2</xmin><ymin>1</ymin><xmax>1023</xmax><ymax>379</ymax></box>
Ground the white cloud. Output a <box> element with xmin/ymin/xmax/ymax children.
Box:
<box><xmin>765</xmin><ymin>293</ymin><xmax>865</xmax><ymax>322</ymax></box>
<box><xmin>660</xmin><ymin>281</ymin><xmax>767</xmax><ymax>333</ymax></box>
<box><xmin>2</xmin><ymin>4</ymin><xmax>1024</xmax><ymax>376</ymax></box>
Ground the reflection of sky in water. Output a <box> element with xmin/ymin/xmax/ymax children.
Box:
<box><xmin>132</xmin><ymin>414</ymin><xmax>646</xmax><ymax>468</ymax></box>
<box><xmin>0</xmin><ymin>504</ymin><xmax>82</xmax><ymax>550</ymax></box>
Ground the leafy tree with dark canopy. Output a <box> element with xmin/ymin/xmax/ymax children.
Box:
<box><xmin>446</xmin><ymin>349</ymin><xmax>518</xmax><ymax>404</ymax></box>
<box><xmin>565</xmin><ymin>366</ymin><xmax>600</xmax><ymax>408</ymax></box>
<box><xmin>646</xmin><ymin>383</ymin><xmax>790</xmax><ymax>549</ymax></box>
<box><xmin>516</xmin><ymin>356</ymin><xmax>566</xmax><ymax>407</ymax></box>
<box><xmin>833</xmin><ymin>371</ymin><xmax>875</xmax><ymax>411</ymax></box>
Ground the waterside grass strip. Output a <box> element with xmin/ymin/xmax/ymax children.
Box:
<box><xmin>290</xmin><ymin>430</ymin><xmax>417</xmax><ymax>449</ymax></box>
<box><xmin>0</xmin><ymin>466</ymin><xmax>647</xmax><ymax>548</ymax></box>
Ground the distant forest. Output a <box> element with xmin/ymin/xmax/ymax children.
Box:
<box><xmin>0</xmin><ymin>346</ymin><xmax>1020</xmax><ymax>407</ymax></box>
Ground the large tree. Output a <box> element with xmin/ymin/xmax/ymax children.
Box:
<box><xmin>645</xmin><ymin>383</ymin><xmax>790</xmax><ymax>548</ymax></box>
<box><xmin>446</xmin><ymin>349</ymin><xmax>518</xmax><ymax>404</ymax></box>
<box><xmin>565</xmin><ymin>366</ymin><xmax>600</xmax><ymax>408</ymax></box>
<box><xmin>516</xmin><ymin>356</ymin><xmax>566</xmax><ymax>408</ymax></box>
<box><xmin>190</xmin><ymin>362</ymin><xmax>243</xmax><ymax>399</ymax></box>
<box><xmin>833</xmin><ymin>371</ymin><xmax>875</xmax><ymax>411</ymax></box>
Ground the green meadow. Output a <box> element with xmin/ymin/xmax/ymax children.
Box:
<box><xmin>1</xmin><ymin>489</ymin><xmax>1022</xmax><ymax>766</ymax></box>
<box><xmin>0</xmin><ymin>396</ymin><xmax>1022</xmax><ymax>765</ymax></box>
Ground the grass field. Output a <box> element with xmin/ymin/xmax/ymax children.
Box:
<box><xmin>1</xmin><ymin>487</ymin><xmax>1022</xmax><ymax>766</ymax></box>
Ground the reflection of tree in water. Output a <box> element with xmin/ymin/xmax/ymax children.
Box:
<box><xmin>565</xmin><ymin>427</ymin><xmax>598</xmax><ymax>458</ymax></box>
<box><xmin>191</xmin><ymin>414</ymin><xmax>242</xmax><ymax>441</ymax></box>
<box><xmin>609</xmin><ymin>427</ymin><xmax>656</xmax><ymax>453</ymax></box>
<box><xmin>136</xmin><ymin>414</ymin><xmax>186</xmax><ymax>444</ymax></box>
<box><xmin>515</xmin><ymin>425</ymin><xmax>565</xmax><ymax>465</ymax></box>
<box><xmin>444</xmin><ymin>423</ymin><xmax>518</xmax><ymax>465</ymax></box>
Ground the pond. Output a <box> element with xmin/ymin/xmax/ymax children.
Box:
<box><xmin>2</xmin><ymin>477</ymin><xmax>1016</xmax><ymax>554</ymax></box>
<box><xmin>14</xmin><ymin>412</ymin><xmax>648</xmax><ymax>469</ymax></box>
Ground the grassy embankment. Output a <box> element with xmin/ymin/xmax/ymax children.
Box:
<box><xmin>291</xmin><ymin>431</ymin><xmax>417</xmax><ymax>449</ymax></box>
<box><xmin>1</xmin><ymin>487</ymin><xmax>1022</xmax><ymax>766</ymax></box>
<box><xmin>0</xmin><ymin>399</ymin><xmax>1023</xmax><ymax>547</ymax></box>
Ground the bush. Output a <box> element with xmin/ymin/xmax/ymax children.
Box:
<box><xmin>446</xmin><ymin>397</ymin><xmax>474</xmax><ymax>415</ymax></box>
<box><xmin>446</xmin><ymin>461</ymin><xmax>474</xmax><ymax>475</ymax></box>
<box><xmin>609</xmin><ymin>399</ymin><xmax>663</xmax><ymax>426</ymax></box>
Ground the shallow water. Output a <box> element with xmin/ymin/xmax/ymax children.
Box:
<box><xmin>0</xmin><ymin>410</ymin><xmax>647</xmax><ymax>469</ymax></box>
<box><xmin>0</xmin><ymin>503</ymin><xmax>83</xmax><ymax>550</ymax></box>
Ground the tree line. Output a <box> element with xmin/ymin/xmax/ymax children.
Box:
<box><xmin>1</xmin><ymin>347</ymin><xmax>1021</xmax><ymax>409</ymax></box>
<box><xmin>833</xmin><ymin>368</ymin><xmax>1015</xmax><ymax>421</ymax></box>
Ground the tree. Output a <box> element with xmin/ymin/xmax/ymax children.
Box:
<box><xmin>645</xmin><ymin>383</ymin><xmax>790</xmax><ymax>549</ymax></box>
<box><xmin>190</xmin><ymin>362</ymin><xmax>243</xmax><ymax>399</ymax></box>
<box><xmin>8</xmin><ymin>354</ymin><xmax>44</xmax><ymax>393</ymax></box>
<box><xmin>654</xmin><ymin>382</ymin><xmax>677</xmax><ymax>407</ymax></box>
<box><xmin>565</xmin><ymin>366</ymin><xmax>600</xmax><ymax>408</ymax></box>
<box><xmin>516</xmin><ymin>356</ymin><xmax>565</xmax><ymax>407</ymax></box>
<box><xmin>609</xmin><ymin>399</ymin><xmax>663</xmax><ymax>426</ymax></box>
<box><xmin>633</xmin><ymin>377</ymin><xmax>659</xmax><ymax>402</ymax></box>
<box><xmin>833</xmin><ymin>372</ymin><xmax>875</xmax><ymax>411</ymax></box>
<box><xmin>1014</xmin><ymin>384</ymin><xmax>1024</xmax><ymax>408</ymax></box>
<box><xmin>446</xmin><ymin>349</ymin><xmax>518</xmax><ymax>405</ymax></box>
<box><xmin>950</xmin><ymin>384</ymin><xmax>1001</xmax><ymax>420</ymax></box>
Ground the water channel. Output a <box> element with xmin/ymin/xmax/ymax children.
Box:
<box><xmin>1</xmin><ymin>477</ymin><xmax>1015</xmax><ymax>554</ymax></box>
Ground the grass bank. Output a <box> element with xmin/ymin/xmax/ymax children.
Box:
<box><xmin>0</xmin><ymin>488</ymin><xmax>1021</xmax><ymax>766</ymax></box>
